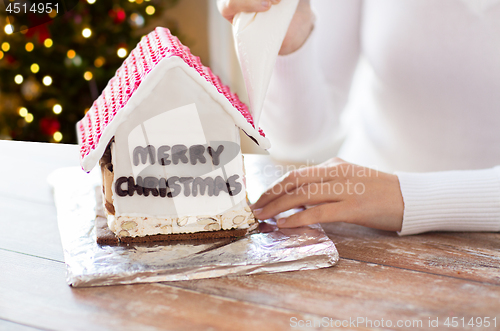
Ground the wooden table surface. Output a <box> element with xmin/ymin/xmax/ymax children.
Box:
<box><xmin>1</xmin><ymin>140</ymin><xmax>500</xmax><ymax>331</ymax></box>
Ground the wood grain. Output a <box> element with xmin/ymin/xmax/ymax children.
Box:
<box><xmin>169</xmin><ymin>258</ymin><xmax>500</xmax><ymax>330</ymax></box>
<box><xmin>0</xmin><ymin>249</ymin><xmax>333</xmax><ymax>331</ymax></box>
<box><xmin>0</xmin><ymin>141</ymin><xmax>80</xmax><ymax>204</ymax></box>
<box><xmin>0</xmin><ymin>196</ymin><xmax>64</xmax><ymax>262</ymax></box>
<box><xmin>322</xmin><ymin>222</ymin><xmax>500</xmax><ymax>285</ymax></box>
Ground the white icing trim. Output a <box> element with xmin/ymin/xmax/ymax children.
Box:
<box><xmin>107</xmin><ymin>206</ymin><xmax>256</xmax><ymax>237</ymax></box>
<box><xmin>82</xmin><ymin>56</ymin><xmax>270</xmax><ymax>172</ymax></box>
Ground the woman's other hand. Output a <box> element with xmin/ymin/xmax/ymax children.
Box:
<box><xmin>217</xmin><ymin>0</ymin><xmax>315</xmax><ymax>55</ymax></box>
<box><xmin>252</xmin><ymin>158</ymin><xmax>405</xmax><ymax>232</ymax></box>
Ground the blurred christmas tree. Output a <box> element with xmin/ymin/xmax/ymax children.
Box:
<box><xmin>0</xmin><ymin>0</ymin><xmax>180</xmax><ymax>143</ymax></box>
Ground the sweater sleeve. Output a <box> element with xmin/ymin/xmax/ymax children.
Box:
<box><xmin>260</xmin><ymin>0</ymin><xmax>362</xmax><ymax>163</ymax></box>
<box><xmin>396</xmin><ymin>167</ymin><xmax>500</xmax><ymax>235</ymax></box>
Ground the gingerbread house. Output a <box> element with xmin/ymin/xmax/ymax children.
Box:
<box><xmin>77</xmin><ymin>27</ymin><xmax>270</xmax><ymax>243</ymax></box>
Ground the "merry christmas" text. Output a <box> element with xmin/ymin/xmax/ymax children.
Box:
<box><xmin>115</xmin><ymin>174</ymin><xmax>242</xmax><ymax>198</ymax></box>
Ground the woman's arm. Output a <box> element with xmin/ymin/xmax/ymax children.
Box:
<box><xmin>218</xmin><ymin>0</ymin><xmax>362</xmax><ymax>162</ymax></box>
<box><xmin>252</xmin><ymin>160</ymin><xmax>500</xmax><ymax>235</ymax></box>
<box><xmin>396</xmin><ymin>168</ymin><xmax>500</xmax><ymax>235</ymax></box>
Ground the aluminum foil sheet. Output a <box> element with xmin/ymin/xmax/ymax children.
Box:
<box><xmin>48</xmin><ymin>167</ymin><xmax>339</xmax><ymax>287</ymax></box>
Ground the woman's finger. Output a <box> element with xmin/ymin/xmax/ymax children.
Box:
<box><xmin>252</xmin><ymin>165</ymin><xmax>342</xmax><ymax>210</ymax></box>
<box><xmin>254</xmin><ymin>181</ymin><xmax>342</xmax><ymax>220</ymax></box>
<box><xmin>217</xmin><ymin>0</ymin><xmax>277</xmax><ymax>23</ymax></box>
<box><xmin>276</xmin><ymin>202</ymin><xmax>351</xmax><ymax>228</ymax></box>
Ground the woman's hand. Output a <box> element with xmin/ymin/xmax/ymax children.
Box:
<box><xmin>217</xmin><ymin>0</ymin><xmax>315</xmax><ymax>55</ymax></box>
<box><xmin>251</xmin><ymin>158</ymin><xmax>405</xmax><ymax>232</ymax></box>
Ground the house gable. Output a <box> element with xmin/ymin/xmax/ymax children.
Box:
<box><xmin>78</xmin><ymin>28</ymin><xmax>270</xmax><ymax>173</ymax></box>
<box><xmin>111</xmin><ymin>64</ymin><xmax>247</xmax><ymax>218</ymax></box>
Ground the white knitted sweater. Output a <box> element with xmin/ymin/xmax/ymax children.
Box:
<box><xmin>261</xmin><ymin>0</ymin><xmax>500</xmax><ymax>235</ymax></box>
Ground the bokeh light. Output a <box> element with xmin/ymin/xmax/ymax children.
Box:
<box><xmin>145</xmin><ymin>6</ymin><xmax>155</xmax><ymax>15</ymax></box>
<box><xmin>25</xmin><ymin>42</ymin><xmax>34</xmax><ymax>52</ymax></box>
<box><xmin>82</xmin><ymin>28</ymin><xmax>92</xmax><ymax>38</ymax></box>
<box><xmin>19</xmin><ymin>107</ymin><xmax>28</xmax><ymax>117</ymax></box>
<box><xmin>4</xmin><ymin>24</ymin><xmax>14</xmax><ymax>35</ymax></box>
<box><xmin>53</xmin><ymin>131</ymin><xmax>63</xmax><ymax>142</ymax></box>
<box><xmin>43</xmin><ymin>76</ymin><xmax>53</xmax><ymax>86</ymax></box>
<box><xmin>84</xmin><ymin>71</ymin><xmax>93</xmax><ymax>81</ymax></box>
<box><xmin>14</xmin><ymin>75</ymin><xmax>23</xmax><ymax>84</ymax></box>
<box><xmin>53</xmin><ymin>104</ymin><xmax>62</xmax><ymax>114</ymax></box>
<box><xmin>44</xmin><ymin>39</ymin><xmax>53</xmax><ymax>48</ymax></box>
<box><xmin>31</xmin><ymin>63</ymin><xmax>40</xmax><ymax>73</ymax></box>
<box><xmin>67</xmin><ymin>49</ymin><xmax>76</xmax><ymax>59</ymax></box>
<box><xmin>25</xmin><ymin>113</ymin><xmax>34</xmax><ymax>123</ymax></box>
<box><xmin>117</xmin><ymin>47</ymin><xmax>127</xmax><ymax>58</ymax></box>
<box><xmin>94</xmin><ymin>56</ymin><xmax>105</xmax><ymax>67</ymax></box>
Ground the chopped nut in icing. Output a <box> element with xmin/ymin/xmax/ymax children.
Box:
<box><xmin>197</xmin><ymin>217</ymin><xmax>218</xmax><ymax>225</ymax></box>
<box><xmin>204</xmin><ymin>223</ymin><xmax>221</xmax><ymax>231</ymax></box>
<box><xmin>121</xmin><ymin>221</ymin><xmax>138</xmax><ymax>230</ymax></box>
<box><xmin>119</xmin><ymin>230</ymin><xmax>130</xmax><ymax>237</ymax></box>
<box><xmin>177</xmin><ymin>217</ymin><xmax>188</xmax><ymax>227</ymax></box>
<box><xmin>232</xmin><ymin>215</ymin><xmax>245</xmax><ymax>225</ymax></box>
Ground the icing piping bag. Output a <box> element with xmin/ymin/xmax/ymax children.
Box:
<box><xmin>232</xmin><ymin>0</ymin><xmax>299</xmax><ymax>129</ymax></box>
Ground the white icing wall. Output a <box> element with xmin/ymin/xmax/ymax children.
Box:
<box><xmin>112</xmin><ymin>66</ymin><xmax>246</xmax><ymax>218</ymax></box>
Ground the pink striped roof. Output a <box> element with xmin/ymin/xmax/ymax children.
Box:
<box><xmin>77</xmin><ymin>27</ymin><xmax>265</xmax><ymax>167</ymax></box>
